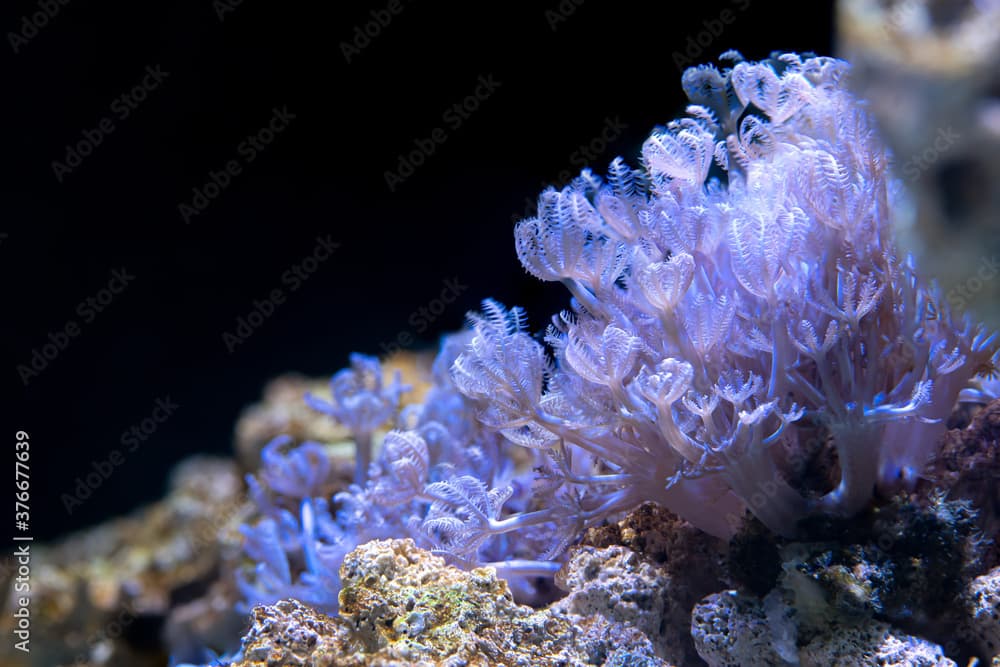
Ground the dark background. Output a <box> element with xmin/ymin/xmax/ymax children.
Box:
<box><xmin>4</xmin><ymin>0</ymin><xmax>835</xmax><ymax>541</ymax></box>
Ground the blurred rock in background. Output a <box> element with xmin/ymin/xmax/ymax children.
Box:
<box><xmin>838</xmin><ymin>0</ymin><xmax>1000</xmax><ymax>327</ymax></box>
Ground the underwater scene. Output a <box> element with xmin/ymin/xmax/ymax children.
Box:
<box><xmin>7</xmin><ymin>0</ymin><xmax>1000</xmax><ymax>665</ymax></box>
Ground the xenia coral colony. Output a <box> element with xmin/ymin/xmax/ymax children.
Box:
<box><xmin>237</xmin><ymin>52</ymin><xmax>999</xmax><ymax>615</ymax></box>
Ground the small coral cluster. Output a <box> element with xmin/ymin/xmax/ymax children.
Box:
<box><xmin>237</xmin><ymin>344</ymin><xmax>563</xmax><ymax>614</ymax></box>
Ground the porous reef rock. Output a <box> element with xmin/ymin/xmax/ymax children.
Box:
<box><xmin>233</xmin><ymin>538</ymin><xmax>673</xmax><ymax>667</ymax></box>
<box><xmin>577</xmin><ymin>502</ymin><xmax>727</xmax><ymax>664</ymax></box>
<box><xmin>689</xmin><ymin>590</ymin><xmax>787</xmax><ymax>667</ymax></box>
<box><xmin>687</xmin><ymin>490</ymin><xmax>990</xmax><ymax>666</ymax></box>
<box><xmin>554</xmin><ymin>545</ymin><xmax>690</xmax><ymax>665</ymax></box>
<box><xmin>960</xmin><ymin>565</ymin><xmax>1000</xmax><ymax>662</ymax></box>
<box><xmin>691</xmin><ymin>590</ymin><xmax>956</xmax><ymax>667</ymax></box>
<box><xmin>924</xmin><ymin>397</ymin><xmax>1000</xmax><ymax>572</ymax></box>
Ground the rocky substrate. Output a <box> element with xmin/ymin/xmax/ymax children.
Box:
<box><xmin>12</xmin><ymin>396</ymin><xmax>1000</xmax><ymax>666</ymax></box>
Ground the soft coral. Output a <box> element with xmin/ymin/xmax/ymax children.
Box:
<box><xmin>455</xmin><ymin>51</ymin><xmax>998</xmax><ymax>538</ymax></box>
<box><xmin>237</xmin><ymin>52</ymin><xmax>999</xmax><ymax>619</ymax></box>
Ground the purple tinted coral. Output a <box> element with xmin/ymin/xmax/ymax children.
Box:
<box><xmin>257</xmin><ymin>436</ymin><xmax>330</xmax><ymax>500</ymax></box>
<box><xmin>456</xmin><ymin>51</ymin><xmax>998</xmax><ymax>539</ymax></box>
<box><xmin>238</xmin><ymin>346</ymin><xmax>559</xmax><ymax>613</ymax></box>
<box><xmin>304</xmin><ymin>352</ymin><xmax>409</xmax><ymax>485</ymax></box>
<box><xmin>236</xmin><ymin>52</ymin><xmax>998</xmax><ymax>621</ymax></box>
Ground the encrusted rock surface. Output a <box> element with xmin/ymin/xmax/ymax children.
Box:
<box><xmin>233</xmin><ymin>538</ymin><xmax>672</xmax><ymax>667</ymax></box>
<box><xmin>581</xmin><ymin>502</ymin><xmax>726</xmax><ymax>584</ymax></box>
<box><xmin>554</xmin><ymin>545</ymin><xmax>687</xmax><ymax>664</ymax></box>
<box><xmin>690</xmin><ymin>488</ymin><xmax>991</xmax><ymax>666</ymax></box>
<box><xmin>798</xmin><ymin>620</ymin><xmax>956</xmax><ymax>667</ymax></box>
<box><xmin>924</xmin><ymin>398</ymin><xmax>1000</xmax><ymax>572</ymax></box>
<box><xmin>690</xmin><ymin>590</ymin><xmax>786</xmax><ymax>667</ymax></box>
<box><xmin>579</xmin><ymin>502</ymin><xmax>727</xmax><ymax>664</ymax></box>
<box><xmin>960</xmin><ymin>565</ymin><xmax>1000</xmax><ymax>661</ymax></box>
<box><xmin>235</xmin><ymin>599</ymin><xmax>350</xmax><ymax>666</ymax></box>
<box><xmin>691</xmin><ymin>589</ymin><xmax>956</xmax><ymax>667</ymax></box>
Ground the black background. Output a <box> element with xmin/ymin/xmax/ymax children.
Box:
<box><xmin>4</xmin><ymin>0</ymin><xmax>835</xmax><ymax>541</ymax></box>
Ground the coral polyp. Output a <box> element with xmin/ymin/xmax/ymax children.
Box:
<box><xmin>235</xmin><ymin>53</ymin><xmax>998</xmax><ymax>627</ymax></box>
